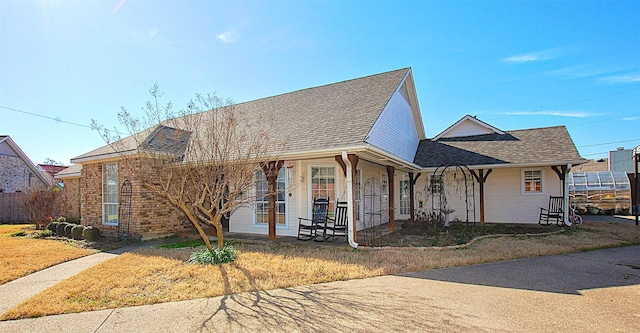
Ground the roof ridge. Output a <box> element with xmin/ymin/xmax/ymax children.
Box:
<box><xmin>232</xmin><ymin>67</ymin><xmax>410</xmax><ymax>107</ymax></box>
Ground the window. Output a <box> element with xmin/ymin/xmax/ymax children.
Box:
<box><xmin>311</xmin><ymin>166</ymin><xmax>336</xmax><ymax>215</ymax></box>
<box><xmin>255</xmin><ymin>168</ymin><xmax>286</xmax><ymax>225</ymax></box>
<box><xmin>102</xmin><ymin>162</ymin><xmax>118</xmax><ymax>225</ymax></box>
<box><xmin>399</xmin><ymin>175</ymin><xmax>410</xmax><ymax>215</ymax></box>
<box><xmin>523</xmin><ymin>169</ymin><xmax>543</xmax><ymax>194</ymax></box>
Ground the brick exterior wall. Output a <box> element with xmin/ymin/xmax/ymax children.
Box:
<box><xmin>59</xmin><ymin>177</ymin><xmax>81</xmax><ymax>220</ymax></box>
<box><xmin>0</xmin><ymin>155</ymin><xmax>49</xmax><ymax>193</ymax></box>
<box><xmin>81</xmin><ymin>159</ymin><xmax>186</xmax><ymax>239</ymax></box>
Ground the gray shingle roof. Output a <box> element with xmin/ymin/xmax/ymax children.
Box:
<box><xmin>414</xmin><ymin>126</ymin><xmax>585</xmax><ymax>168</ymax></box>
<box><xmin>73</xmin><ymin>68</ymin><xmax>410</xmax><ymax>162</ymax></box>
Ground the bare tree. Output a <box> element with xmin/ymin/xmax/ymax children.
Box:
<box><xmin>94</xmin><ymin>84</ymin><xmax>278</xmax><ymax>251</ymax></box>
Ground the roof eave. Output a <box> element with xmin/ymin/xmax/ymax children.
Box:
<box><xmin>418</xmin><ymin>159</ymin><xmax>588</xmax><ymax>172</ymax></box>
<box><xmin>71</xmin><ymin>149</ymin><xmax>138</xmax><ymax>164</ymax></box>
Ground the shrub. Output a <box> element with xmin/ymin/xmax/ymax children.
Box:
<box><xmin>56</xmin><ymin>216</ymin><xmax>67</xmax><ymax>223</ymax></box>
<box><xmin>48</xmin><ymin>222</ymin><xmax>59</xmax><ymax>234</ymax></box>
<box><xmin>56</xmin><ymin>222</ymin><xmax>68</xmax><ymax>237</ymax></box>
<box><xmin>82</xmin><ymin>226</ymin><xmax>100</xmax><ymax>241</ymax></box>
<box><xmin>71</xmin><ymin>225</ymin><xmax>84</xmax><ymax>240</ymax></box>
<box><xmin>23</xmin><ymin>189</ymin><xmax>57</xmax><ymax>230</ymax></box>
<box><xmin>32</xmin><ymin>229</ymin><xmax>53</xmax><ymax>239</ymax></box>
<box><xmin>188</xmin><ymin>245</ymin><xmax>237</xmax><ymax>265</ymax></box>
<box><xmin>64</xmin><ymin>223</ymin><xmax>76</xmax><ymax>238</ymax></box>
<box><xmin>11</xmin><ymin>230</ymin><xmax>26</xmax><ymax>237</ymax></box>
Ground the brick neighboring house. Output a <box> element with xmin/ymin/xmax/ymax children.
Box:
<box><xmin>0</xmin><ymin>136</ymin><xmax>52</xmax><ymax>193</ymax></box>
<box><xmin>0</xmin><ymin>135</ymin><xmax>55</xmax><ymax>222</ymax></box>
<box><xmin>71</xmin><ymin>68</ymin><xmax>586</xmax><ymax>243</ymax></box>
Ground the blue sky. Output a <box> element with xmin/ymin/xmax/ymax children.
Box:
<box><xmin>1</xmin><ymin>0</ymin><xmax>639</xmax><ymax>166</ymax></box>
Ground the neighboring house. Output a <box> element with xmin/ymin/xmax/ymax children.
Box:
<box><xmin>70</xmin><ymin>68</ymin><xmax>586</xmax><ymax>242</ymax></box>
<box><xmin>54</xmin><ymin>164</ymin><xmax>82</xmax><ymax>220</ymax></box>
<box><xmin>572</xmin><ymin>158</ymin><xmax>609</xmax><ymax>173</ymax></box>
<box><xmin>0</xmin><ymin>135</ymin><xmax>55</xmax><ymax>223</ymax></box>
<box><xmin>0</xmin><ymin>135</ymin><xmax>53</xmax><ymax>193</ymax></box>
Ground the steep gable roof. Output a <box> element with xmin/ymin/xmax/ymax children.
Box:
<box><xmin>73</xmin><ymin>68</ymin><xmax>414</xmax><ymax>163</ymax></box>
<box><xmin>414</xmin><ymin>125</ymin><xmax>586</xmax><ymax>168</ymax></box>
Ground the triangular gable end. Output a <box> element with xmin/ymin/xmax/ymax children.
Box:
<box><xmin>365</xmin><ymin>69</ymin><xmax>426</xmax><ymax>162</ymax></box>
<box><xmin>432</xmin><ymin>115</ymin><xmax>505</xmax><ymax>141</ymax></box>
<box><xmin>0</xmin><ymin>136</ymin><xmax>53</xmax><ymax>188</ymax></box>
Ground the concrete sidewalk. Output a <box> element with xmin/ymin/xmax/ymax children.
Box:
<box><xmin>1</xmin><ymin>245</ymin><xmax>639</xmax><ymax>332</ymax></box>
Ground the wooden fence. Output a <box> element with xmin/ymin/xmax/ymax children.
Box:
<box><xmin>0</xmin><ymin>192</ymin><xmax>28</xmax><ymax>223</ymax></box>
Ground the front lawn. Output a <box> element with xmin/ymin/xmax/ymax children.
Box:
<box><xmin>2</xmin><ymin>221</ymin><xmax>639</xmax><ymax>320</ymax></box>
<box><xmin>0</xmin><ymin>224</ymin><xmax>96</xmax><ymax>285</ymax></box>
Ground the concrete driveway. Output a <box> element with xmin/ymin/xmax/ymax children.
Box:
<box><xmin>1</xmin><ymin>245</ymin><xmax>639</xmax><ymax>332</ymax></box>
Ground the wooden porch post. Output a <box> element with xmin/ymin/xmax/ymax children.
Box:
<box><xmin>408</xmin><ymin>172</ymin><xmax>421</xmax><ymax>222</ymax></box>
<box><xmin>335</xmin><ymin>154</ymin><xmax>359</xmax><ymax>240</ymax></box>
<box><xmin>471</xmin><ymin>169</ymin><xmax>492</xmax><ymax>225</ymax></box>
<box><xmin>261</xmin><ymin>160</ymin><xmax>284</xmax><ymax>241</ymax></box>
<box><xmin>386</xmin><ymin>165</ymin><xmax>395</xmax><ymax>231</ymax></box>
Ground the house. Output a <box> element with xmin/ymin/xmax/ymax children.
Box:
<box><xmin>70</xmin><ymin>68</ymin><xmax>585</xmax><ymax>244</ymax></box>
<box><xmin>0</xmin><ymin>135</ymin><xmax>55</xmax><ymax>223</ymax></box>
<box><xmin>0</xmin><ymin>135</ymin><xmax>53</xmax><ymax>193</ymax></box>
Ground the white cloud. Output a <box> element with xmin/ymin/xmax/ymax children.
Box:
<box><xmin>502</xmin><ymin>54</ymin><xmax>547</xmax><ymax>63</ymax></box>
<box><xmin>502</xmin><ymin>48</ymin><xmax>563</xmax><ymax>64</ymax></box>
<box><xmin>622</xmin><ymin>116</ymin><xmax>640</xmax><ymax>121</ymax></box>
<box><xmin>504</xmin><ymin>110</ymin><xmax>594</xmax><ymax>118</ymax></box>
<box><xmin>216</xmin><ymin>31</ymin><xmax>238</xmax><ymax>44</ymax></box>
<box><xmin>600</xmin><ymin>74</ymin><xmax>640</xmax><ymax>84</ymax></box>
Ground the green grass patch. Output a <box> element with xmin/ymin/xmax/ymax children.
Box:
<box><xmin>156</xmin><ymin>239</ymin><xmax>205</xmax><ymax>249</ymax></box>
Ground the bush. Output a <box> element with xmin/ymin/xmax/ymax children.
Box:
<box><xmin>48</xmin><ymin>222</ymin><xmax>59</xmax><ymax>234</ymax></box>
<box><xmin>32</xmin><ymin>229</ymin><xmax>53</xmax><ymax>239</ymax></box>
<box><xmin>188</xmin><ymin>245</ymin><xmax>237</xmax><ymax>265</ymax></box>
<box><xmin>82</xmin><ymin>226</ymin><xmax>100</xmax><ymax>241</ymax></box>
<box><xmin>64</xmin><ymin>223</ymin><xmax>76</xmax><ymax>238</ymax></box>
<box><xmin>56</xmin><ymin>222</ymin><xmax>68</xmax><ymax>237</ymax></box>
<box><xmin>71</xmin><ymin>225</ymin><xmax>84</xmax><ymax>240</ymax></box>
<box><xmin>56</xmin><ymin>216</ymin><xmax>67</xmax><ymax>223</ymax></box>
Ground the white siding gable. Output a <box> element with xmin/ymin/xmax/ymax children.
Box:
<box><xmin>365</xmin><ymin>83</ymin><xmax>420</xmax><ymax>162</ymax></box>
<box><xmin>434</xmin><ymin>115</ymin><xmax>505</xmax><ymax>140</ymax></box>
<box><xmin>440</xmin><ymin>120</ymin><xmax>495</xmax><ymax>138</ymax></box>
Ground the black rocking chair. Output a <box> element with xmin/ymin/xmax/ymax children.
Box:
<box><xmin>297</xmin><ymin>197</ymin><xmax>329</xmax><ymax>241</ymax></box>
<box><xmin>322</xmin><ymin>200</ymin><xmax>348</xmax><ymax>242</ymax></box>
<box><xmin>539</xmin><ymin>196</ymin><xmax>564</xmax><ymax>226</ymax></box>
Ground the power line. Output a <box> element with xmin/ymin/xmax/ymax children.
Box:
<box><xmin>0</xmin><ymin>106</ymin><xmax>93</xmax><ymax>129</ymax></box>
<box><xmin>487</xmin><ymin>86</ymin><xmax>640</xmax><ymax>122</ymax></box>
<box><xmin>425</xmin><ymin>86</ymin><xmax>640</xmax><ymax>132</ymax></box>
<box><xmin>578</xmin><ymin>138</ymin><xmax>640</xmax><ymax>148</ymax></box>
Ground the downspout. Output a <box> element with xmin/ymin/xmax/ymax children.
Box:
<box><xmin>342</xmin><ymin>151</ymin><xmax>359</xmax><ymax>248</ymax></box>
<box><xmin>564</xmin><ymin>163</ymin><xmax>572</xmax><ymax>226</ymax></box>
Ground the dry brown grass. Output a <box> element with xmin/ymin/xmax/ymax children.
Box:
<box><xmin>0</xmin><ymin>224</ymin><xmax>96</xmax><ymax>285</ymax></box>
<box><xmin>2</xmin><ymin>221</ymin><xmax>640</xmax><ymax>320</ymax></box>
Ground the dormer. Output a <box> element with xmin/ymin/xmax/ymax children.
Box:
<box><xmin>432</xmin><ymin>115</ymin><xmax>505</xmax><ymax>140</ymax></box>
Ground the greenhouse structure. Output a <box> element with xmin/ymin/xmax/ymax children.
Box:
<box><xmin>568</xmin><ymin>171</ymin><xmax>632</xmax><ymax>215</ymax></box>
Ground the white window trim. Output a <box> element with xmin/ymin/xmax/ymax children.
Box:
<box><xmin>521</xmin><ymin>168</ymin><xmax>545</xmax><ymax>195</ymax></box>
<box><xmin>102</xmin><ymin>162</ymin><xmax>118</xmax><ymax>226</ymax></box>
<box><xmin>252</xmin><ymin>168</ymin><xmax>289</xmax><ymax>230</ymax></box>
<box><xmin>307</xmin><ymin>164</ymin><xmax>339</xmax><ymax>218</ymax></box>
